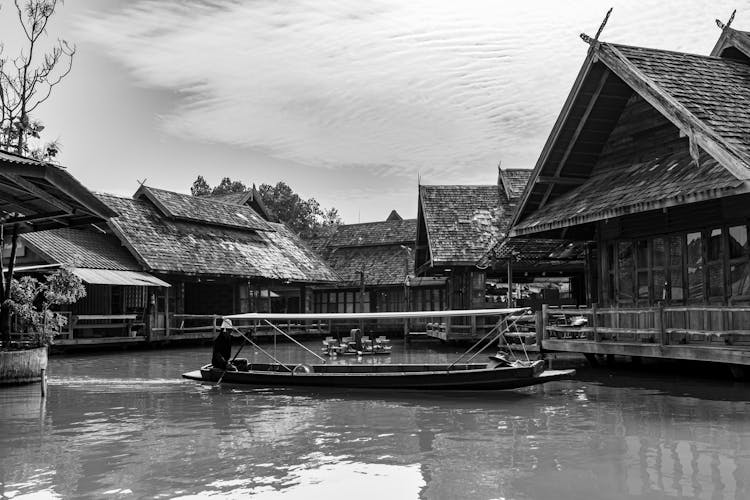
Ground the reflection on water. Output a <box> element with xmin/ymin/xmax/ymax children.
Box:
<box><xmin>0</xmin><ymin>342</ymin><xmax>748</xmax><ymax>499</ymax></box>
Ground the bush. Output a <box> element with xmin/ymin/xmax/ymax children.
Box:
<box><xmin>6</xmin><ymin>267</ymin><xmax>86</xmax><ymax>346</ymax></box>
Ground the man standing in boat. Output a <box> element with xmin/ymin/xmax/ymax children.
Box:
<box><xmin>212</xmin><ymin>318</ymin><xmax>240</xmax><ymax>371</ymax></box>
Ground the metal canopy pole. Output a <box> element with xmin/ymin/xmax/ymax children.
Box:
<box><xmin>263</xmin><ymin>319</ymin><xmax>326</xmax><ymax>363</ymax></box>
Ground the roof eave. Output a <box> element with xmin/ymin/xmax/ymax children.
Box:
<box><xmin>511</xmin><ymin>182</ymin><xmax>750</xmax><ymax>238</ymax></box>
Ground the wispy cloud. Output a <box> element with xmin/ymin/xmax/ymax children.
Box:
<box><xmin>77</xmin><ymin>0</ymin><xmax>737</xmax><ymax>180</ymax></box>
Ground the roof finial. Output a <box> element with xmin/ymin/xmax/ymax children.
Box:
<box><xmin>716</xmin><ymin>9</ymin><xmax>736</xmax><ymax>30</ymax></box>
<box><xmin>137</xmin><ymin>178</ymin><xmax>148</xmax><ymax>187</ymax></box>
<box><xmin>581</xmin><ymin>7</ymin><xmax>613</xmax><ymax>45</ymax></box>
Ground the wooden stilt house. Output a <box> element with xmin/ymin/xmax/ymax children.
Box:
<box><xmin>310</xmin><ymin>212</ymin><xmax>446</xmax><ymax>332</ymax></box>
<box><xmin>510</xmin><ymin>19</ymin><xmax>750</xmax><ymax>368</ymax></box>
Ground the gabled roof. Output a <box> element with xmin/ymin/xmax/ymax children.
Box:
<box><xmin>136</xmin><ymin>185</ymin><xmax>272</xmax><ymax>232</ymax></box>
<box><xmin>498</xmin><ymin>168</ymin><xmax>532</xmax><ymax>201</ymax></box>
<box><xmin>386</xmin><ymin>210</ymin><xmax>403</xmax><ymax>221</ymax></box>
<box><xmin>0</xmin><ymin>151</ymin><xmax>116</xmax><ymax>232</ymax></box>
<box><xmin>21</xmin><ymin>228</ymin><xmax>140</xmax><ymax>271</ymax></box>
<box><xmin>208</xmin><ymin>191</ymin><xmax>252</xmax><ymax>205</ymax></box>
<box><xmin>312</xmin><ymin>218</ymin><xmax>416</xmax><ymax>287</ymax></box>
<box><xmin>711</xmin><ymin>24</ymin><xmax>750</xmax><ymax>61</ymax></box>
<box><xmin>98</xmin><ymin>193</ymin><xmax>338</xmax><ymax>283</ymax></box>
<box><xmin>419</xmin><ymin>185</ymin><xmax>511</xmax><ymax>266</ymax></box>
<box><xmin>511</xmin><ymin>36</ymin><xmax>750</xmax><ymax>237</ymax></box>
<box><xmin>207</xmin><ymin>185</ymin><xmax>275</xmax><ymax>222</ymax></box>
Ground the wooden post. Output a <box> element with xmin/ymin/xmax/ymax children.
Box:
<box><xmin>40</xmin><ymin>367</ymin><xmax>47</xmax><ymax>397</ymax></box>
<box><xmin>535</xmin><ymin>308</ymin><xmax>544</xmax><ymax>354</ymax></box>
<box><xmin>403</xmin><ymin>317</ymin><xmax>409</xmax><ymax>342</ymax></box>
<box><xmin>359</xmin><ymin>270</ymin><xmax>365</xmax><ymax>333</ymax></box>
<box><xmin>507</xmin><ymin>259</ymin><xmax>514</xmax><ymax>308</ymax></box>
<box><xmin>541</xmin><ymin>304</ymin><xmax>549</xmax><ymax>341</ymax></box>
<box><xmin>470</xmin><ymin>314</ymin><xmax>477</xmax><ymax>337</ymax></box>
<box><xmin>164</xmin><ymin>287</ymin><xmax>170</xmax><ymax>337</ymax></box>
<box><xmin>592</xmin><ymin>303</ymin><xmax>599</xmax><ymax>341</ymax></box>
<box><xmin>657</xmin><ymin>302</ymin><xmax>666</xmax><ymax>345</ymax></box>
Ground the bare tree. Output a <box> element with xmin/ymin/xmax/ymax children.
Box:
<box><xmin>0</xmin><ymin>0</ymin><xmax>74</xmax><ymax>160</ymax></box>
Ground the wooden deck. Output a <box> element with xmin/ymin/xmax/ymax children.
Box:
<box><xmin>536</xmin><ymin>305</ymin><xmax>750</xmax><ymax>368</ymax></box>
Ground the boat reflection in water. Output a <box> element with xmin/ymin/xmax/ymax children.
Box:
<box><xmin>0</xmin><ymin>343</ymin><xmax>748</xmax><ymax>499</ymax></box>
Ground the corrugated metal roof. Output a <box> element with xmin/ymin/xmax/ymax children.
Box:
<box><xmin>71</xmin><ymin>268</ymin><xmax>171</xmax><ymax>287</ymax></box>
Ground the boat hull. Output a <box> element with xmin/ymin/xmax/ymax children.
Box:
<box><xmin>183</xmin><ymin>361</ymin><xmax>575</xmax><ymax>391</ymax></box>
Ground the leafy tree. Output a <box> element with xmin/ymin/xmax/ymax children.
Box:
<box><xmin>258</xmin><ymin>181</ymin><xmax>341</xmax><ymax>238</ymax></box>
<box><xmin>7</xmin><ymin>267</ymin><xmax>86</xmax><ymax>346</ymax></box>
<box><xmin>0</xmin><ymin>0</ymin><xmax>75</xmax><ymax>160</ymax></box>
<box><xmin>213</xmin><ymin>177</ymin><xmax>247</xmax><ymax>195</ymax></box>
<box><xmin>190</xmin><ymin>175</ymin><xmax>211</xmax><ymax>196</ymax></box>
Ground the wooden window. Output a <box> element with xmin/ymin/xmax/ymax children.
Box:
<box><xmin>686</xmin><ymin>232</ymin><xmax>704</xmax><ymax>303</ymax></box>
<box><xmin>669</xmin><ymin>235</ymin><xmax>684</xmax><ymax>303</ymax></box>
<box><xmin>707</xmin><ymin>228</ymin><xmax>724</xmax><ymax>300</ymax></box>
<box><xmin>728</xmin><ymin>224</ymin><xmax>750</xmax><ymax>302</ymax></box>
<box><xmin>652</xmin><ymin>237</ymin><xmax>667</xmax><ymax>302</ymax></box>
<box><xmin>617</xmin><ymin>241</ymin><xmax>634</xmax><ymax>304</ymax></box>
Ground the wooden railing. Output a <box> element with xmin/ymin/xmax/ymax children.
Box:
<box><xmin>538</xmin><ymin>304</ymin><xmax>750</xmax><ymax>347</ymax></box>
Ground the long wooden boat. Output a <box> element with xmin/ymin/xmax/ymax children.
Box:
<box><xmin>182</xmin><ymin>359</ymin><xmax>575</xmax><ymax>391</ymax></box>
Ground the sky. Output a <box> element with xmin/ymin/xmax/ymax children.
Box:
<box><xmin>0</xmin><ymin>0</ymin><xmax>744</xmax><ymax>223</ymax></box>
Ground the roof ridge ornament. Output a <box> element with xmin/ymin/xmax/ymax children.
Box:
<box><xmin>716</xmin><ymin>9</ymin><xmax>736</xmax><ymax>30</ymax></box>
<box><xmin>580</xmin><ymin>7</ymin><xmax>613</xmax><ymax>45</ymax></box>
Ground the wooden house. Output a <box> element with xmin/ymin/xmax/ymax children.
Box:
<box><xmin>17</xmin><ymin>228</ymin><xmax>170</xmax><ymax>341</ymax></box>
<box><xmin>415</xmin><ymin>168</ymin><xmax>585</xmax><ymax>311</ymax></box>
<box><xmin>510</xmin><ymin>20</ymin><xmax>750</xmax><ymax>370</ymax></box>
<box><xmin>13</xmin><ymin>184</ymin><xmax>339</xmax><ymax>344</ymax></box>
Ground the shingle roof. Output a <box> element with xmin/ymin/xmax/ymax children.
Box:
<box><xmin>21</xmin><ymin>228</ymin><xmax>140</xmax><ymax>271</ymax></box>
<box><xmin>98</xmin><ymin>193</ymin><xmax>338</xmax><ymax>282</ymax></box>
<box><xmin>514</xmin><ymin>148</ymin><xmax>743</xmax><ymax>235</ymax></box>
<box><xmin>325</xmin><ymin>245</ymin><xmax>413</xmax><ymax>286</ymax></box>
<box><xmin>137</xmin><ymin>186</ymin><xmax>272</xmax><ymax>232</ymax></box>
<box><xmin>420</xmin><ymin>185</ymin><xmax>512</xmax><ymax>266</ymax></box>
<box><xmin>499</xmin><ymin>169</ymin><xmax>532</xmax><ymax>200</ymax></box>
<box><xmin>325</xmin><ymin>219</ymin><xmax>416</xmax><ymax>248</ymax></box>
<box><xmin>512</xmin><ymin>39</ymin><xmax>750</xmax><ymax>235</ymax></box>
<box><xmin>606</xmin><ymin>43</ymin><xmax>750</xmax><ymax>163</ymax></box>
<box><xmin>207</xmin><ymin>192</ymin><xmax>252</xmax><ymax>205</ymax></box>
<box><xmin>312</xmin><ymin>219</ymin><xmax>417</xmax><ymax>287</ymax></box>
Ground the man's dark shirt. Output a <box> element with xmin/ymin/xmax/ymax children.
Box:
<box><xmin>212</xmin><ymin>330</ymin><xmax>232</xmax><ymax>369</ymax></box>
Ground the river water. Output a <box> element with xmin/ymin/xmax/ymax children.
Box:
<box><xmin>0</xmin><ymin>341</ymin><xmax>749</xmax><ymax>500</ymax></box>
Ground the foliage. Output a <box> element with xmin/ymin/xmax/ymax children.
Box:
<box><xmin>6</xmin><ymin>267</ymin><xmax>86</xmax><ymax>346</ymax></box>
<box><xmin>258</xmin><ymin>181</ymin><xmax>341</xmax><ymax>238</ymax></box>
<box><xmin>0</xmin><ymin>0</ymin><xmax>74</xmax><ymax>160</ymax></box>
<box><xmin>190</xmin><ymin>175</ymin><xmax>211</xmax><ymax>196</ymax></box>
<box><xmin>213</xmin><ymin>177</ymin><xmax>247</xmax><ymax>195</ymax></box>
<box><xmin>190</xmin><ymin>176</ymin><xmax>342</xmax><ymax>238</ymax></box>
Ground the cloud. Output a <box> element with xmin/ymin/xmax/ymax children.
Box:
<box><xmin>77</xmin><ymin>0</ymin><xmax>737</xmax><ymax>179</ymax></box>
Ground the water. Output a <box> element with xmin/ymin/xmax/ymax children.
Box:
<box><xmin>1</xmin><ymin>341</ymin><xmax>749</xmax><ymax>499</ymax></box>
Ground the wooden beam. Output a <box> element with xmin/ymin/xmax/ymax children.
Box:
<box><xmin>539</xmin><ymin>68</ymin><xmax>610</xmax><ymax>208</ymax></box>
<box><xmin>536</xmin><ymin>176</ymin><xmax>588</xmax><ymax>186</ymax></box>
<box><xmin>598</xmin><ymin>43</ymin><xmax>750</xmax><ymax>180</ymax></box>
<box><xmin>0</xmin><ymin>174</ymin><xmax>74</xmax><ymax>213</ymax></box>
<box><xmin>3</xmin><ymin>210</ymin><xmax>68</xmax><ymax>225</ymax></box>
